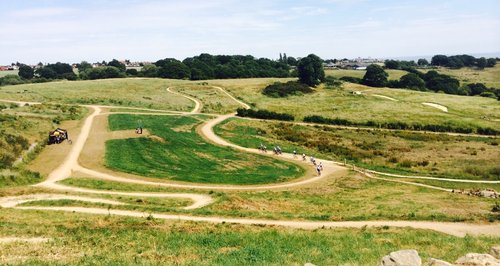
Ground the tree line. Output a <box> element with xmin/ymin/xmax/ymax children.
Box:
<box><xmin>0</xmin><ymin>54</ymin><xmax>299</xmax><ymax>86</ymax></box>
<box><xmin>384</xmin><ymin>54</ymin><xmax>497</xmax><ymax>70</ymax></box>
<box><xmin>352</xmin><ymin>63</ymin><xmax>499</xmax><ymax>100</ymax></box>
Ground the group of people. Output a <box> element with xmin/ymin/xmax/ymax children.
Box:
<box><xmin>259</xmin><ymin>144</ymin><xmax>323</xmax><ymax>176</ymax></box>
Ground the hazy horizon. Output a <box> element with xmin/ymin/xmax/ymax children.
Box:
<box><xmin>1</xmin><ymin>0</ymin><xmax>499</xmax><ymax>65</ymax></box>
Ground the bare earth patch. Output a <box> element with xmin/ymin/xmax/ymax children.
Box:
<box><xmin>422</xmin><ymin>102</ymin><xmax>448</xmax><ymax>113</ymax></box>
<box><xmin>373</xmin><ymin>94</ymin><xmax>398</xmax><ymax>101</ymax></box>
<box><xmin>0</xmin><ymin>237</ymin><xmax>51</xmax><ymax>244</ymax></box>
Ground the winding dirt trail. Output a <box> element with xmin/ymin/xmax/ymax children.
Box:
<box><xmin>166</xmin><ymin>87</ymin><xmax>202</xmax><ymax>113</ymax></box>
<box><xmin>1</xmin><ymin>91</ymin><xmax>499</xmax><ymax>237</ymax></box>
<box><xmin>212</xmin><ymin>86</ymin><xmax>251</xmax><ymax>109</ymax></box>
<box><xmin>422</xmin><ymin>102</ymin><xmax>448</xmax><ymax>113</ymax></box>
<box><xmin>373</xmin><ymin>94</ymin><xmax>398</xmax><ymax>101</ymax></box>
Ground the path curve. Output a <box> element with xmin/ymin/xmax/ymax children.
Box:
<box><xmin>30</xmin><ymin>106</ymin><xmax>214</xmax><ymax>210</ymax></box>
<box><xmin>373</xmin><ymin>94</ymin><xmax>398</xmax><ymax>101</ymax></box>
<box><xmin>212</xmin><ymin>86</ymin><xmax>251</xmax><ymax>109</ymax></box>
<box><xmin>422</xmin><ymin>102</ymin><xmax>448</xmax><ymax>113</ymax></box>
<box><xmin>166</xmin><ymin>87</ymin><xmax>202</xmax><ymax>113</ymax></box>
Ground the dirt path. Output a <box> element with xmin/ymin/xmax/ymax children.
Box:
<box><xmin>365</xmin><ymin>169</ymin><xmax>500</xmax><ymax>184</ymax></box>
<box><xmin>6</xmin><ymin>205</ymin><xmax>500</xmax><ymax>238</ymax></box>
<box><xmin>422</xmin><ymin>102</ymin><xmax>448</xmax><ymax>113</ymax></box>
<box><xmin>1</xmin><ymin>96</ymin><xmax>499</xmax><ymax>237</ymax></box>
<box><xmin>373</xmin><ymin>94</ymin><xmax>398</xmax><ymax>101</ymax></box>
<box><xmin>28</xmin><ymin>106</ymin><xmax>214</xmax><ymax>210</ymax></box>
<box><xmin>212</xmin><ymin>86</ymin><xmax>251</xmax><ymax>109</ymax></box>
<box><xmin>166</xmin><ymin>87</ymin><xmax>202</xmax><ymax>113</ymax></box>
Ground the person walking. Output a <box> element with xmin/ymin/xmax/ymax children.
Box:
<box><xmin>302</xmin><ymin>153</ymin><xmax>306</xmax><ymax>161</ymax></box>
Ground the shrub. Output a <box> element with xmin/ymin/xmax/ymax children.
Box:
<box><xmin>262</xmin><ymin>81</ymin><xmax>313</xmax><ymax>97</ymax></box>
<box><xmin>339</xmin><ymin>76</ymin><xmax>362</xmax><ymax>84</ymax></box>
<box><xmin>479</xmin><ymin>91</ymin><xmax>496</xmax><ymax>99</ymax></box>
<box><xmin>324</xmin><ymin>76</ymin><xmax>343</xmax><ymax>88</ymax></box>
<box><xmin>398</xmin><ymin>160</ymin><xmax>414</xmax><ymax>168</ymax></box>
<box><xmin>303</xmin><ymin>115</ymin><xmax>353</xmax><ymax>126</ymax></box>
<box><xmin>236</xmin><ymin>108</ymin><xmax>294</xmax><ymax>121</ymax></box>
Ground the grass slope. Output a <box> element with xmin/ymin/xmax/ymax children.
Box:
<box><xmin>215</xmin><ymin>117</ymin><xmax>500</xmax><ymax>180</ymax></box>
<box><xmin>0</xmin><ymin>78</ymin><xmax>194</xmax><ymax>111</ymax></box>
<box><xmin>105</xmin><ymin>114</ymin><xmax>304</xmax><ymax>184</ymax></box>
<box><xmin>1</xmin><ymin>209</ymin><xmax>498</xmax><ymax>265</ymax></box>
<box><xmin>61</xmin><ymin>176</ymin><xmax>499</xmax><ymax>222</ymax></box>
<box><xmin>208</xmin><ymin>79</ymin><xmax>500</xmax><ymax>131</ymax></box>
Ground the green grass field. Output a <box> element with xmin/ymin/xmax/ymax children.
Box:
<box><xmin>1</xmin><ymin>209</ymin><xmax>498</xmax><ymax>265</ymax></box>
<box><xmin>175</xmin><ymin>85</ymin><xmax>243</xmax><ymax>114</ymax></box>
<box><xmin>60</xmin><ymin>175</ymin><xmax>499</xmax><ymax>223</ymax></box>
<box><xmin>208</xmin><ymin>79</ymin><xmax>500</xmax><ymax>131</ymax></box>
<box><xmin>0</xmin><ymin>78</ymin><xmax>195</xmax><ymax>111</ymax></box>
<box><xmin>105</xmin><ymin>114</ymin><xmax>304</xmax><ymax>184</ymax></box>
<box><xmin>0</xmin><ymin>70</ymin><xmax>18</xmax><ymax>77</ymax></box>
<box><xmin>1</xmin><ymin>71</ymin><xmax>499</xmax><ymax>265</ymax></box>
<box><xmin>214</xmin><ymin>117</ymin><xmax>500</xmax><ymax>180</ymax></box>
<box><xmin>423</xmin><ymin>65</ymin><xmax>500</xmax><ymax>88</ymax></box>
<box><xmin>0</xmin><ymin>103</ymin><xmax>85</xmax><ymax>188</ymax></box>
<box><xmin>325</xmin><ymin>68</ymin><xmax>409</xmax><ymax>80</ymax></box>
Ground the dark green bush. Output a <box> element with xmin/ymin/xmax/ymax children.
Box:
<box><xmin>236</xmin><ymin>108</ymin><xmax>294</xmax><ymax>121</ymax></box>
<box><xmin>262</xmin><ymin>81</ymin><xmax>313</xmax><ymax>97</ymax></box>
<box><xmin>339</xmin><ymin>76</ymin><xmax>362</xmax><ymax>84</ymax></box>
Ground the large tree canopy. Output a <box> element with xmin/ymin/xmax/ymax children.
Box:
<box><xmin>297</xmin><ymin>54</ymin><xmax>325</xmax><ymax>87</ymax></box>
<box><xmin>362</xmin><ymin>64</ymin><xmax>388</xmax><ymax>87</ymax></box>
<box><xmin>18</xmin><ymin>64</ymin><xmax>34</xmax><ymax>80</ymax></box>
<box><xmin>399</xmin><ymin>73</ymin><xmax>425</xmax><ymax>91</ymax></box>
<box><xmin>155</xmin><ymin>58</ymin><xmax>191</xmax><ymax>79</ymax></box>
<box><xmin>107</xmin><ymin>59</ymin><xmax>126</xmax><ymax>71</ymax></box>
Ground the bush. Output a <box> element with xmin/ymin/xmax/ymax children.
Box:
<box><xmin>324</xmin><ymin>76</ymin><xmax>343</xmax><ymax>88</ymax></box>
<box><xmin>303</xmin><ymin>115</ymin><xmax>353</xmax><ymax>126</ymax></box>
<box><xmin>302</xmin><ymin>115</ymin><xmax>496</xmax><ymax>135</ymax></box>
<box><xmin>0</xmin><ymin>75</ymin><xmax>25</xmax><ymax>86</ymax></box>
<box><xmin>236</xmin><ymin>108</ymin><xmax>294</xmax><ymax>121</ymax></box>
<box><xmin>479</xmin><ymin>91</ymin><xmax>497</xmax><ymax>99</ymax></box>
<box><xmin>339</xmin><ymin>76</ymin><xmax>362</xmax><ymax>84</ymax></box>
<box><xmin>262</xmin><ymin>81</ymin><xmax>313</xmax><ymax>97</ymax></box>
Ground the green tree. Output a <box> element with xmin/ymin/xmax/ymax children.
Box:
<box><xmin>417</xmin><ymin>58</ymin><xmax>429</xmax><ymax>66</ymax></box>
<box><xmin>362</xmin><ymin>64</ymin><xmax>388</xmax><ymax>87</ymax></box>
<box><xmin>140</xmin><ymin>64</ymin><xmax>159</xmax><ymax>77</ymax></box>
<box><xmin>287</xmin><ymin>56</ymin><xmax>298</xmax><ymax>66</ymax></box>
<box><xmin>384</xmin><ymin>60</ymin><xmax>400</xmax><ymax>69</ymax></box>
<box><xmin>431</xmin><ymin>55</ymin><xmax>449</xmax><ymax>66</ymax></box>
<box><xmin>399</xmin><ymin>73</ymin><xmax>425</xmax><ymax>91</ymax></box>
<box><xmin>18</xmin><ymin>64</ymin><xmax>34</xmax><ymax>79</ymax></box>
<box><xmin>486</xmin><ymin>58</ymin><xmax>497</xmax><ymax>67</ymax></box>
<box><xmin>107</xmin><ymin>59</ymin><xmax>126</xmax><ymax>71</ymax></box>
<box><xmin>476</xmin><ymin>57</ymin><xmax>487</xmax><ymax>69</ymax></box>
<box><xmin>155</xmin><ymin>58</ymin><xmax>191</xmax><ymax>79</ymax></box>
<box><xmin>126</xmin><ymin>69</ymin><xmax>138</xmax><ymax>76</ymax></box>
<box><xmin>78</xmin><ymin>61</ymin><xmax>93</xmax><ymax>73</ymax></box>
<box><xmin>297</xmin><ymin>54</ymin><xmax>325</xmax><ymax>87</ymax></box>
<box><xmin>35</xmin><ymin>67</ymin><xmax>57</xmax><ymax>79</ymax></box>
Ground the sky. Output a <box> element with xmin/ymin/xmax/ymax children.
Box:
<box><xmin>0</xmin><ymin>0</ymin><xmax>499</xmax><ymax>64</ymax></box>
